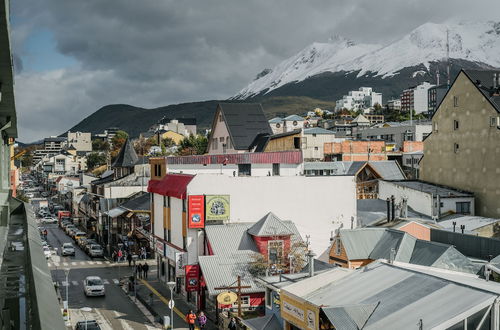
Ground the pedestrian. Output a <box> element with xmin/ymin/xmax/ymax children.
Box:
<box><xmin>185</xmin><ymin>310</ymin><xmax>197</xmax><ymax>330</ymax></box>
<box><xmin>112</xmin><ymin>250</ymin><xmax>117</xmax><ymax>262</ymax></box>
<box><xmin>197</xmin><ymin>311</ymin><xmax>207</xmax><ymax>329</ymax></box>
<box><xmin>228</xmin><ymin>317</ymin><xmax>237</xmax><ymax>330</ymax></box>
<box><xmin>127</xmin><ymin>253</ymin><xmax>132</xmax><ymax>267</ymax></box>
<box><xmin>43</xmin><ymin>229</ymin><xmax>48</xmax><ymax>240</ymax></box>
<box><xmin>117</xmin><ymin>249</ymin><xmax>123</xmax><ymax>262</ymax></box>
<box><xmin>141</xmin><ymin>247</ymin><xmax>147</xmax><ymax>259</ymax></box>
<box><xmin>143</xmin><ymin>262</ymin><xmax>149</xmax><ymax>279</ymax></box>
<box><xmin>136</xmin><ymin>263</ymin><xmax>143</xmax><ymax>279</ymax></box>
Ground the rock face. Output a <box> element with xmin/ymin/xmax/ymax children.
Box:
<box><xmin>234</xmin><ymin>21</ymin><xmax>500</xmax><ymax>101</ymax></box>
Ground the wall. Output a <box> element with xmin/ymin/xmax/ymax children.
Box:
<box><xmin>153</xmin><ymin>193</ymin><xmax>164</xmax><ymax>239</ymax></box>
<box><xmin>104</xmin><ymin>185</ymin><xmax>146</xmax><ymax>199</ymax></box>
<box><xmin>170</xmin><ymin>197</ymin><xmax>184</xmax><ymax>249</ymax></box>
<box><xmin>167</xmin><ymin>163</ymin><xmax>301</xmax><ymax>177</ymax></box>
<box><xmin>360</xmin><ymin>124</ymin><xmax>432</xmax><ymax>149</ymax></box>
<box><xmin>420</xmin><ymin>71</ymin><xmax>500</xmax><ymax>217</ymax></box>
<box><xmin>440</xmin><ymin>197</ymin><xmax>475</xmax><ymax>217</ymax></box>
<box><xmin>302</xmin><ymin>134</ymin><xmax>339</xmax><ymax>161</ymax></box>
<box><xmin>328</xmin><ymin>237</ymin><xmax>349</xmax><ymax>267</ymax></box>
<box><xmin>378</xmin><ymin>181</ymin><xmax>433</xmax><ymax>217</ymax></box>
<box><xmin>402</xmin><ymin>141</ymin><xmax>424</xmax><ymax>152</ymax></box>
<box><xmin>187</xmin><ymin>174</ymin><xmax>357</xmax><ymax>258</ymax></box>
<box><xmin>324</xmin><ymin>140</ymin><xmax>387</xmax><ymax>161</ymax></box>
<box><xmin>207</xmin><ymin>109</ymin><xmax>237</xmax><ymax>154</ymax></box>
<box><xmin>264</xmin><ymin>134</ymin><xmax>300</xmax><ymax>153</ymax></box>
<box><xmin>398</xmin><ymin>222</ymin><xmax>430</xmax><ymax>240</ymax></box>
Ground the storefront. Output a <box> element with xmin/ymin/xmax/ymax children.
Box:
<box><xmin>155</xmin><ymin>237</ymin><xmax>186</xmax><ymax>293</ymax></box>
<box><xmin>280</xmin><ymin>292</ymin><xmax>320</xmax><ymax>330</ymax></box>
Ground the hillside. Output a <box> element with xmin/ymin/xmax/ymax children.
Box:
<box><xmin>65</xmin><ymin>97</ymin><xmax>336</xmax><ymax>138</ymax></box>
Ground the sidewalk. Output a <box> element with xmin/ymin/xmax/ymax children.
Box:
<box><xmin>135</xmin><ymin>277</ymin><xmax>217</xmax><ymax>330</ymax></box>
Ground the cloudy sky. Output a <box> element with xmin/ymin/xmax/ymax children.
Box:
<box><xmin>11</xmin><ymin>0</ymin><xmax>500</xmax><ymax>142</ymax></box>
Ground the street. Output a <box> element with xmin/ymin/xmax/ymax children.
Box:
<box><xmin>44</xmin><ymin>223</ymin><xmax>159</xmax><ymax>329</ymax></box>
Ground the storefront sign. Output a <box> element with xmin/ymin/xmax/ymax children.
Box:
<box><xmin>281</xmin><ymin>294</ymin><xmax>319</xmax><ymax>330</ymax></box>
<box><xmin>165</xmin><ymin>243</ymin><xmax>182</xmax><ymax>261</ymax></box>
<box><xmin>175</xmin><ymin>252</ymin><xmax>185</xmax><ymax>276</ymax></box>
<box><xmin>185</xmin><ymin>264</ymin><xmax>199</xmax><ymax>291</ymax></box>
<box><xmin>155</xmin><ymin>240</ymin><xmax>165</xmax><ymax>256</ymax></box>
<box><xmin>283</xmin><ymin>301</ymin><xmax>304</xmax><ymax>321</ymax></box>
<box><xmin>205</xmin><ymin>195</ymin><xmax>230</xmax><ymax>221</ymax></box>
<box><xmin>217</xmin><ymin>291</ymin><xmax>237</xmax><ymax>305</ymax></box>
<box><xmin>188</xmin><ymin>195</ymin><xmax>205</xmax><ymax>228</ymax></box>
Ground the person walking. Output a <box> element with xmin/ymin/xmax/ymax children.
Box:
<box><xmin>117</xmin><ymin>249</ymin><xmax>123</xmax><ymax>262</ymax></box>
<box><xmin>228</xmin><ymin>317</ymin><xmax>237</xmax><ymax>330</ymax></box>
<box><xmin>112</xmin><ymin>250</ymin><xmax>117</xmax><ymax>262</ymax></box>
<box><xmin>136</xmin><ymin>263</ymin><xmax>143</xmax><ymax>279</ymax></box>
<box><xmin>185</xmin><ymin>310</ymin><xmax>197</xmax><ymax>330</ymax></box>
<box><xmin>142</xmin><ymin>262</ymin><xmax>149</xmax><ymax>279</ymax></box>
<box><xmin>197</xmin><ymin>311</ymin><xmax>207</xmax><ymax>329</ymax></box>
<box><xmin>127</xmin><ymin>252</ymin><xmax>132</xmax><ymax>267</ymax></box>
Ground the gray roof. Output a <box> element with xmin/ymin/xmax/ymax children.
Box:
<box><xmin>204</xmin><ymin>223</ymin><xmax>259</xmax><ymax>255</ymax></box>
<box><xmin>339</xmin><ymin>228</ymin><xmax>387</xmax><ymax>259</ymax></box>
<box><xmin>218</xmin><ymin>103</ymin><xmax>272</xmax><ymax>150</ymax></box>
<box><xmin>385</xmin><ymin>180</ymin><xmax>473</xmax><ymax>198</ymax></box>
<box><xmin>120</xmin><ymin>192</ymin><xmax>150</xmax><ymax>212</ymax></box>
<box><xmin>303</xmin><ymin>127</ymin><xmax>335</xmax><ymax>135</ymax></box>
<box><xmin>369</xmin><ymin>229</ymin><xmax>406</xmax><ymax>260</ymax></box>
<box><xmin>284</xmin><ymin>114</ymin><xmax>305</xmax><ymax>121</ymax></box>
<box><xmin>323</xmin><ymin>304</ymin><xmax>378</xmax><ymax>330</ymax></box>
<box><xmin>438</xmin><ymin>215</ymin><xmax>500</xmax><ymax>232</ymax></box>
<box><xmin>303</xmin><ymin>161</ymin><xmax>405</xmax><ymax>180</ymax></box>
<box><xmin>369</xmin><ymin>161</ymin><xmax>405</xmax><ymax>180</ymax></box>
<box><xmin>198</xmin><ymin>250</ymin><xmax>264</xmax><ymax>296</ymax></box>
<box><xmin>112</xmin><ymin>138</ymin><xmax>139</xmax><ymax>168</ymax></box>
<box><xmin>247</xmin><ymin>212</ymin><xmax>294</xmax><ymax>237</ymax></box>
<box><xmin>268</xmin><ymin>117</ymin><xmax>283</xmax><ymax>123</ymax></box>
<box><xmin>241</xmin><ymin>314</ymin><xmax>282</xmax><ymax>330</ymax></box>
<box><xmin>351</xmin><ymin>114</ymin><xmax>370</xmax><ymax>124</ymax></box>
<box><xmin>462</xmin><ymin>70</ymin><xmax>500</xmax><ymax>113</ymax></box>
<box><xmin>291</xmin><ymin>262</ymin><xmax>499</xmax><ymax>330</ymax></box>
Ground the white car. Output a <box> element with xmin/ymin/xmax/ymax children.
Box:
<box><xmin>84</xmin><ymin>276</ymin><xmax>105</xmax><ymax>297</ymax></box>
<box><xmin>61</xmin><ymin>243</ymin><xmax>75</xmax><ymax>256</ymax></box>
<box><xmin>42</xmin><ymin>246</ymin><xmax>51</xmax><ymax>259</ymax></box>
<box><xmin>42</xmin><ymin>216</ymin><xmax>57</xmax><ymax>224</ymax></box>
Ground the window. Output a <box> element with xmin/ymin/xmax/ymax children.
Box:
<box><xmin>312</xmin><ymin>133</ymin><xmax>317</xmax><ymax>137</ymax></box>
<box><xmin>265</xmin><ymin>288</ymin><xmax>272</xmax><ymax>308</ymax></box>
<box><xmin>219</xmin><ymin>114</ymin><xmax>223</xmax><ymax>122</ymax></box>
<box><xmin>272</xmin><ymin>163</ymin><xmax>280</xmax><ymax>176</ymax></box>
<box><xmin>454</xmin><ymin>143</ymin><xmax>460</xmax><ymax>153</ymax></box>
<box><xmin>293</xmin><ymin>137</ymin><xmax>301</xmax><ymax>149</ymax></box>
<box><xmin>268</xmin><ymin>240</ymin><xmax>284</xmax><ymax>265</ymax></box>
<box><xmin>314</xmin><ymin>147</ymin><xmax>319</xmax><ymax>151</ymax></box>
<box><xmin>233</xmin><ymin>296</ymin><xmax>250</xmax><ymax>307</ymax></box>
<box><xmin>453</xmin><ymin>96</ymin><xmax>459</xmax><ymax>107</ymax></box>
<box><xmin>238</xmin><ymin>163</ymin><xmax>251</xmax><ymax>176</ymax></box>
<box><xmin>219</xmin><ymin>137</ymin><xmax>224</xmax><ymax>142</ymax></box>
<box><xmin>292</xmin><ymin>120</ymin><xmax>298</xmax><ymax>126</ymax></box>
<box><xmin>335</xmin><ymin>238</ymin><xmax>341</xmax><ymax>256</ymax></box>
<box><xmin>275</xmin><ymin>123</ymin><xmax>281</xmax><ymax>128</ymax></box>
<box><xmin>453</xmin><ymin>120</ymin><xmax>459</xmax><ymax>130</ymax></box>
<box><xmin>491</xmin><ymin>117</ymin><xmax>498</xmax><ymax>127</ymax></box>
<box><xmin>182</xmin><ymin>199</ymin><xmax>187</xmax><ymax>212</ymax></box>
<box><xmin>212</xmin><ymin>138</ymin><xmax>218</xmax><ymax>150</ymax></box>
<box><xmin>434</xmin><ymin>122</ymin><xmax>438</xmax><ymax>132</ymax></box>
<box><xmin>456</xmin><ymin>202</ymin><xmax>471</xmax><ymax>215</ymax></box>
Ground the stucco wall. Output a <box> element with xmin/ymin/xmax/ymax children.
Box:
<box><xmin>420</xmin><ymin>71</ymin><xmax>500</xmax><ymax>217</ymax></box>
<box><xmin>207</xmin><ymin>109</ymin><xmax>237</xmax><ymax>154</ymax></box>
<box><xmin>153</xmin><ymin>193</ymin><xmax>164</xmax><ymax>239</ymax></box>
<box><xmin>167</xmin><ymin>163</ymin><xmax>301</xmax><ymax>177</ymax></box>
<box><xmin>378</xmin><ymin>181</ymin><xmax>433</xmax><ymax>217</ymax></box>
<box><xmin>187</xmin><ymin>174</ymin><xmax>357</xmax><ymax>257</ymax></box>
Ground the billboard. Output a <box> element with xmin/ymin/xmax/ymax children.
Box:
<box><xmin>188</xmin><ymin>195</ymin><xmax>205</xmax><ymax>228</ymax></box>
<box><xmin>205</xmin><ymin>195</ymin><xmax>230</xmax><ymax>221</ymax></box>
<box><xmin>185</xmin><ymin>264</ymin><xmax>200</xmax><ymax>292</ymax></box>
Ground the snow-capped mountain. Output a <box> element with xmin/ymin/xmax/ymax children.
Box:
<box><xmin>234</xmin><ymin>21</ymin><xmax>500</xmax><ymax>100</ymax></box>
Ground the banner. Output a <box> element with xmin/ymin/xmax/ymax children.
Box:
<box><xmin>188</xmin><ymin>195</ymin><xmax>205</xmax><ymax>228</ymax></box>
<box><xmin>205</xmin><ymin>195</ymin><xmax>230</xmax><ymax>221</ymax></box>
<box><xmin>185</xmin><ymin>264</ymin><xmax>200</xmax><ymax>292</ymax></box>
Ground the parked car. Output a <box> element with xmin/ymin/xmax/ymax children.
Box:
<box><xmin>74</xmin><ymin>231</ymin><xmax>87</xmax><ymax>242</ymax></box>
<box><xmin>61</xmin><ymin>243</ymin><xmax>75</xmax><ymax>256</ymax></box>
<box><xmin>89</xmin><ymin>244</ymin><xmax>104</xmax><ymax>258</ymax></box>
<box><xmin>43</xmin><ymin>246</ymin><xmax>51</xmax><ymax>259</ymax></box>
<box><xmin>65</xmin><ymin>225</ymin><xmax>77</xmax><ymax>234</ymax></box>
<box><xmin>84</xmin><ymin>239</ymin><xmax>98</xmax><ymax>254</ymax></box>
<box><xmin>78</xmin><ymin>237</ymin><xmax>88</xmax><ymax>248</ymax></box>
<box><xmin>75</xmin><ymin>320</ymin><xmax>101</xmax><ymax>330</ymax></box>
<box><xmin>83</xmin><ymin>276</ymin><xmax>105</xmax><ymax>297</ymax></box>
<box><xmin>42</xmin><ymin>216</ymin><xmax>57</xmax><ymax>224</ymax></box>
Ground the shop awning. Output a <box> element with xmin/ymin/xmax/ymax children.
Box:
<box><xmin>106</xmin><ymin>207</ymin><xmax>127</xmax><ymax>218</ymax></box>
<box><xmin>147</xmin><ymin>173</ymin><xmax>194</xmax><ymax>199</ymax></box>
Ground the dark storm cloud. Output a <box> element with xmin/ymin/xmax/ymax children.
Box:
<box><xmin>10</xmin><ymin>0</ymin><xmax>500</xmax><ymax>141</ymax></box>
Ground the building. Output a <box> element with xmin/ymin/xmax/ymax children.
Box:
<box><xmin>268</xmin><ymin>117</ymin><xmax>284</xmax><ymax>134</ymax></box>
<box><xmin>33</xmin><ymin>136</ymin><xmax>68</xmax><ymax>164</ymax></box>
<box><xmin>386</xmin><ymin>99</ymin><xmax>401</xmax><ymax>111</ymax></box>
<box><xmin>0</xmin><ymin>2</ymin><xmax>66</xmax><ymax>328</ymax></box>
<box><xmin>420</xmin><ymin>69</ymin><xmax>500</xmax><ymax>218</ymax></box>
<box><xmin>401</xmin><ymin>82</ymin><xmax>435</xmax><ymax>114</ymax></box>
<box><xmin>358</xmin><ymin>120</ymin><xmax>432</xmax><ymax>150</ymax></box>
<box><xmin>207</xmin><ymin>103</ymin><xmax>273</xmax><ymax>154</ymax></box>
<box><xmin>378</xmin><ymin>180</ymin><xmax>475</xmax><ymax>219</ymax></box>
<box><xmin>364</xmin><ymin>114</ymin><xmax>384</xmax><ymax>125</ymax></box>
<box><xmin>324</xmin><ymin>140</ymin><xmax>387</xmax><ymax>161</ymax></box>
<box><xmin>156</xmin><ymin>117</ymin><xmax>197</xmax><ymax>136</ymax></box>
<box><xmin>67</xmin><ymin>131</ymin><xmax>92</xmax><ymax>152</ymax></box>
<box><xmin>427</xmin><ymin>84</ymin><xmax>449</xmax><ymax>115</ymax></box>
<box><xmin>335</xmin><ymin>87</ymin><xmax>382</xmax><ymax>111</ymax></box>
<box><xmin>279</xmin><ymin>260</ymin><xmax>500</xmax><ymax>329</ymax></box>
<box><xmin>301</xmin><ymin>127</ymin><xmax>339</xmax><ymax>161</ymax></box>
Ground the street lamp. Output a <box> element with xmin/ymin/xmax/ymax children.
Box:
<box><xmin>64</xmin><ymin>268</ymin><xmax>70</xmax><ymax>322</ymax></box>
<box><xmin>167</xmin><ymin>281</ymin><xmax>176</xmax><ymax>329</ymax></box>
<box><xmin>80</xmin><ymin>307</ymin><xmax>92</xmax><ymax>330</ymax></box>
<box><xmin>132</xmin><ymin>254</ymin><xmax>139</xmax><ymax>301</ymax></box>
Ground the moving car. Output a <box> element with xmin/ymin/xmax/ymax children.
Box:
<box><xmin>83</xmin><ymin>276</ymin><xmax>105</xmax><ymax>297</ymax></box>
<box><xmin>61</xmin><ymin>243</ymin><xmax>75</xmax><ymax>256</ymax></box>
<box><xmin>75</xmin><ymin>320</ymin><xmax>101</xmax><ymax>330</ymax></box>
<box><xmin>43</xmin><ymin>246</ymin><xmax>51</xmax><ymax>259</ymax></box>
<box><xmin>88</xmin><ymin>244</ymin><xmax>104</xmax><ymax>258</ymax></box>
<box><xmin>83</xmin><ymin>239</ymin><xmax>98</xmax><ymax>254</ymax></box>
<box><xmin>42</xmin><ymin>216</ymin><xmax>58</xmax><ymax>224</ymax></box>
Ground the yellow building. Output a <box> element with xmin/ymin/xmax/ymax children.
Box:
<box><xmin>420</xmin><ymin>69</ymin><xmax>500</xmax><ymax>217</ymax></box>
<box><xmin>158</xmin><ymin>130</ymin><xmax>185</xmax><ymax>145</ymax></box>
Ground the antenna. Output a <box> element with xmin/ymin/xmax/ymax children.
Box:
<box><xmin>446</xmin><ymin>29</ymin><xmax>450</xmax><ymax>87</ymax></box>
<box><xmin>436</xmin><ymin>69</ymin><xmax>440</xmax><ymax>85</ymax></box>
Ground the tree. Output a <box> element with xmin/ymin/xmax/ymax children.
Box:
<box><xmin>110</xmin><ymin>130</ymin><xmax>129</xmax><ymax>158</ymax></box>
<box><xmin>177</xmin><ymin>135</ymin><xmax>208</xmax><ymax>156</ymax></box>
<box><xmin>162</xmin><ymin>137</ymin><xmax>175</xmax><ymax>148</ymax></box>
<box><xmin>86</xmin><ymin>152</ymin><xmax>107</xmax><ymax>170</ymax></box>
<box><xmin>134</xmin><ymin>136</ymin><xmax>156</xmax><ymax>156</ymax></box>
<box><xmin>92</xmin><ymin>139</ymin><xmax>110</xmax><ymax>152</ymax></box>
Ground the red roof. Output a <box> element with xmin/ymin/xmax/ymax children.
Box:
<box><xmin>147</xmin><ymin>173</ymin><xmax>194</xmax><ymax>199</ymax></box>
<box><xmin>166</xmin><ymin>150</ymin><xmax>302</xmax><ymax>165</ymax></box>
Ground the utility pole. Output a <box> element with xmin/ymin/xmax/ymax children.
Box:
<box><xmin>214</xmin><ymin>275</ymin><xmax>251</xmax><ymax>318</ymax></box>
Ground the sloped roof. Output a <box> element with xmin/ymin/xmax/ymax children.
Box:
<box><xmin>369</xmin><ymin>229</ymin><xmax>406</xmax><ymax>260</ymax></box>
<box><xmin>218</xmin><ymin>103</ymin><xmax>272</xmax><ymax>150</ymax></box>
<box><xmin>339</xmin><ymin>228</ymin><xmax>387</xmax><ymax>259</ymax></box>
<box><xmin>323</xmin><ymin>304</ymin><xmax>378</xmax><ymax>330</ymax></box>
<box><xmin>369</xmin><ymin>161</ymin><xmax>405</xmax><ymax>180</ymax></box>
<box><xmin>409</xmin><ymin>241</ymin><xmax>478</xmax><ymax>274</ymax></box>
<box><xmin>120</xmin><ymin>192</ymin><xmax>150</xmax><ymax>212</ymax></box>
<box><xmin>198</xmin><ymin>250</ymin><xmax>263</xmax><ymax>296</ymax></box>
<box><xmin>303</xmin><ymin>161</ymin><xmax>405</xmax><ymax>180</ymax></box>
<box><xmin>351</xmin><ymin>114</ymin><xmax>370</xmax><ymax>124</ymax></box>
<box><xmin>205</xmin><ymin>223</ymin><xmax>259</xmax><ymax>255</ymax></box>
<box><xmin>241</xmin><ymin>314</ymin><xmax>282</xmax><ymax>330</ymax></box>
<box><xmin>268</xmin><ymin>117</ymin><xmax>283</xmax><ymax>124</ymax></box>
<box><xmin>247</xmin><ymin>212</ymin><xmax>294</xmax><ymax>237</ymax></box>
<box><xmin>284</xmin><ymin>114</ymin><xmax>305</xmax><ymax>121</ymax></box>
<box><xmin>462</xmin><ymin>70</ymin><xmax>500</xmax><ymax>113</ymax></box>
<box><xmin>112</xmin><ymin>138</ymin><xmax>139</xmax><ymax>168</ymax></box>
<box><xmin>147</xmin><ymin>173</ymin><xmax>194</xmax><ymax>199</ymax></box>
<box><xmin>303</xmin><ymin>127</ymin><xmax>335</xmax><ymax>135</ymax></box>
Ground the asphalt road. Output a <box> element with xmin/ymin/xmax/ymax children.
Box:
<box><xmin>43</xmin><ymin>222</ymin><xmax>158</xmax><ymax>329</ymax></box>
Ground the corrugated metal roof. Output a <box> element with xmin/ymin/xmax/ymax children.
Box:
<box><xmin>205</xmin><ymin>223</ymin><xmax>259</xmax><ymax>255</ymax></box>
<box><xmin>369</xmin><ymin>161</ymin><xmax>405</xmax><ymax>180</ymax></box>
<box><xmin>166</xmin><ymin>150</ymin><xmax>303</xmax><ymax>165</ymax></box>
<box><xmin>147</xmin><ymin>173</ymin><xmax>194</xmax><ymax>198</ymax></box>
<box><xmin>120</xmin><ymin>192</ymin><xmax>150</xmax><ymax>211</ymax></box>
<box><xmin>247</xmin><ymin>212</ymin><xmax>294</xmax><ymax>237</ymax></box>
<box><xmin>241</xmin><ymin>314</ymin><xmax>282</xmax><ymax>330</ymax></box>
<box><xmin>198</xmin><ymin>250</ymin><xmax>264</xmax><ymax>296</ymax></box>
<box><xmin>106</xmin><ymin>207</ymin><xmax>127</xmax><ymax>218</ymax></box>
<box><xmin>268</xmin><ymin>117</ymin><xmax>283</xmax><ymax>123</ymax></box>
<box><xmin>438</xmin><ymin>215</ymin><xmax>500</xmax><ymax>232</ymax></box>
<box><xmin>369</xmin><ymin>230</ymin><xmax>405</xmax><ymax>260</ymax></box>
<box><xmin>339</xmin><ymin>228</ymin><xmax>386</xmax><ymax>259</ymax></box>
<box><xmin>284</xmin><ymin>114</ymin><xmax>305</xmax><ymax>121</ymax></box>
<box><xmin>387</xmin><ymin>180</ymin><xmax>473</xmax><ymax>197</ymax></box>
<box><xmin>303</xmin><ymin>127</ymin><xmax>334</xmax><ymax>135</ymax></box>
<box><xmin>323</xmin><ymin>304</ymin><xmax>378</xmax><ymax>330</ymax></box>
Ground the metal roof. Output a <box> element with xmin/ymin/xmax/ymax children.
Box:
<box><xmin>120</xmin><ymin>192</ymin><xmax>150</xmax><ymax>211</ymax></box>
<box><xmin>303</xmin><ymin>127</ymin><xmax>335</xmax><ymax>135</ymax></box>
<box><xmin>112</xmin><ymin>138</ymin><xmax>139</xmax><ymax>168</ymax></box>
<box><xmin>368</xmin><ymin>229</ymin><xmax>405</xmax><ymax>260</ymax></box>
<box><xmin>289</xmin><ymin>261</ymin><xmax>499</xmax><ymax>330</ymax></box>
<box><xmin>247</xmin><ymin>212</ymin><xmax>294</xmax><ymax>237</ymax></box>
<box><xmin>323</xmin><ymin>304</ymin><xmax>378</xmax><ymax>330</ymax></box>
<box><xmin>241</xmin><ymin>314</ymin><xmax>282</xmax><ymax>330</ymax></box>
<box><xmin>438</xmin><ymin>215</ymin><xmax>500</xmax><ymax>232</ymax></box>
<box><xmin>339</xmin><ymin>228</ymin><xmax>387</xmax><ymax>259</ymax></box>
<box><xmin>303</xmin><ymin>161</ymin><xmax>405</xmax><ymax>180</ymax></box>
<box><xmin>385</xmin><ymin>180</ymin><xmax>473</xmax><ymax>198</ymax></box>
<box><xmin>217</xmin><ymin>103</ymin><xmax>273</xmax><ymax>150</ymax></box>
<box><xmin>369</xmin><ymin>161</ymin><xmax>405</xmax><ymax>180</ymax></box>
<box><xmin>166</xmin><ymin>150</ymin><xmax>303</xmax><ymax>165</ymax></box>
<box><xmin>198</xmin><ymin>250</ymin><xmax>264</xmax><ymax>296</ymax></box>
<box><xmin>147</xmin><ymin>173</ymin><xmax>194</xmax><ymax>198</ymax></box>
<box><xmin>268</xmin><ymin>117</ymin><xmax>283</xmax><ymax>123</ymax></box>
<box><xmin>284</xmin><ymin>114</ymin><xmax>305</xmax><ymax>121</ymax></box>
<box><xmin>204</xmin><ymin>223</ymin><xmax>259</xmax><ymax>255</ymax></box>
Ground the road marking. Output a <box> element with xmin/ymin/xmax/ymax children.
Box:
<box><xmin>80</xmin><ymin>262</ymin><xmax>86</xmax><ymax>265</ymax></box>
<box><xmin>61</xmin><ymin>281</ymin><xmax>68</xmax><ymax>286</ymax></box>
<box><xmin>63</xmin><ymin>262</ymin><xmax>69</xmax><ymax>266</ymax></box>
<box><xmin>96</xmin><ymin>261</ymin><xmax>103</xmax><ymax>265</ymax></box>
<box><xmin>103</xmin><ymin>279</ymin><xmax>110</xmax><ymax>284</ymax></box>
<box><xmin>139</xmin><ymin>279</ymin><xmax>185</xmax><ymax>319</ymax></box>
<box><xmin>105</xmin><ymin>261</ymin><xmax>111</xmax><ymax>264</ymax></box>
<box><xmin>112</xmin><ymin>279</ymin><xmax>119</xmax><ymax>284</ymax></box>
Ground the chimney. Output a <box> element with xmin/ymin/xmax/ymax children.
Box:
<box><xmin>389</xmin><ymin>248</ymin><xmax>396</xmax><ymax>264</ymax></box>
<box><xmin>307</xmin><ymin>250</ymin><xmax>316</xmax><ymax>277</ymax></box>
<box><xmin>386</xmin><ymin>197</ymin><xmax>391</xmax><ymax>222</ymax></box>
<box><xmin>494</xmin><ymin>73</ymin><xmax>498</xmax><ymax>89</ymax></box>
<box><xmin>391</xmin><ymin>195</ymin><xmax>396</xmax><ymax>222</ymax></box>
<box><xmin>460</xmin><ymin>225</ymin><xmax>465</xmax><ymax>234</ymax></box>
<box><xmin>452</xmin><ymin>221</ymin><xmax>456</xmax><ymax>232</ymax></box>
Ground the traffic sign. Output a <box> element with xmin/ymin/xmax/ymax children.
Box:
<box><xmin>168</xmin><ymin>300</ymin><xmax>175</xmax><ymax>309</ymax></box>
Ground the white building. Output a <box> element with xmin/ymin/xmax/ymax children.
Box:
<box><xmin>335</xmin><ymin>87</ymin><xmax>383</xmax><ymax>111</ymax></box>
<box><xmin>358</xmin><ymin>120</ymin><xmax>432</xmax><ymax>150</ymax></box>
<box><xmin>67</xmin><ymin>131</ymin><xmax>92</xmax><ymax>152</ymax></box>
<box><xmin>268</xmin><ymin>115</ymin><xmax>306</xmax><ymax>134</ymax></box>
<box><xmin>413</xmin><ymin>82</ymin><xmax>434</xmax><ymax>114</ymax></box>
<box><xmin>378</xmin><ymin>180</ymin><xmax>475</xmax><ymax>219</ymax></box>
<box><xmin>302</xmin><ymin>127</ymin><xmax>343</xmax><ymax>161</ymax></box>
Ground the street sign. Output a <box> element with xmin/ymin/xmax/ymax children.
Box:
<box><xmin>168</xmin><ymin>300</ymin><xmax>175</xmax><ymax>309</ymax></box>
<box><xmin>217</xmin><ymin>291</ymin><xmax>238</xmax><ymax>305</ymax></box>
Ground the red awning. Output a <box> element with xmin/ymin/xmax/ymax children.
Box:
<box><xmin>147</xmin><ymin>173</ymin><xmax>194</xmax><ymax>199</ymax></box>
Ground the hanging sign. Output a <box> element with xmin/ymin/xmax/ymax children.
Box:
<box><xmin>188</xmin><ymin>195</ymin><xmax>205</xmax><ymax>228</ymax></box>
<box><xmin>185</xmin><ymin>264</ymin><xmax>200</xmax><ymax>291</ymax></box>
<box><xmin>217</xmin><ymin>291</ymin><xmax>238</xmax><ymax>305</ymax></box>
<box><xmin>205</xmin><ymin>195</ymin><xmax>230</xmax><ymax>221</ymax></box>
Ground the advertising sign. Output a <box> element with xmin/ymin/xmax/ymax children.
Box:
<box><xmin>155</xmin><ymin>240</ymin><xmax>165</xmax><ymax>257</ymax></box>
<box><xmin>185</xmin><ymin>264</ymin><xmax>200</xmax><ymax>291</ymax></box>
<box><xmin>188</xmin><ymin>195</ymin><xmax>205</xmax><ymax>228</ymax></box>
<box><xmin>205</xmin><ymin>195</ymin><xmax>230</xmax><ymax>221</ymax></box>
<box><xmin>217</xmin><ymin>291</ymin><xmax>238</xmax><ymax>305</ymax></box>
<box><xmin>175</xmin><ymin>252</ymin><xmax>186</xmax><ymax>276</ymax></box>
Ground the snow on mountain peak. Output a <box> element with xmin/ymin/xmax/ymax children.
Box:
<box><xmin>234</xmin><ymin>21</ymin><xmax>500</xmax><ymax>99</ymax></box>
